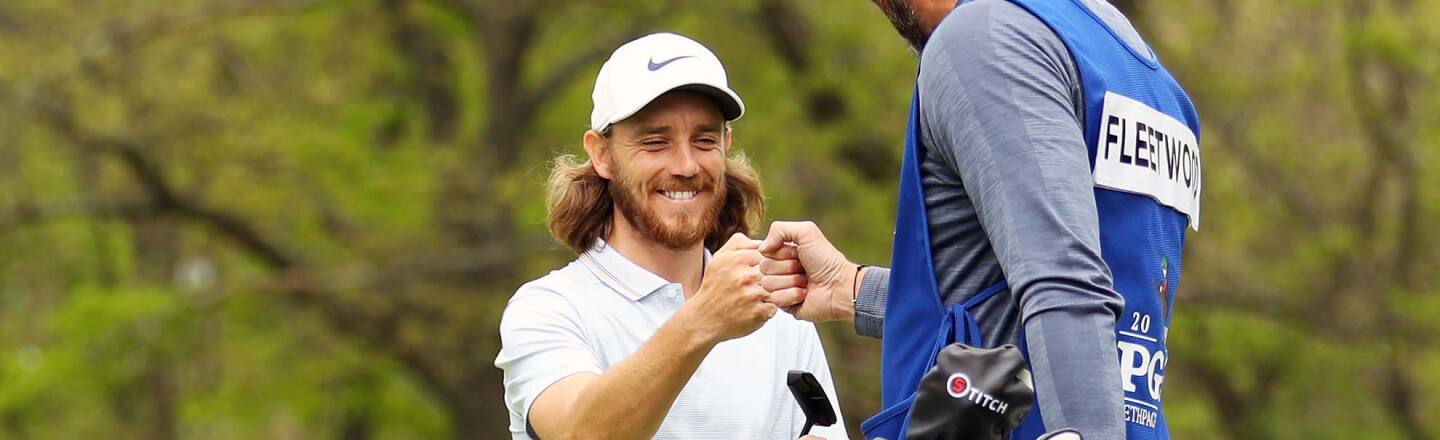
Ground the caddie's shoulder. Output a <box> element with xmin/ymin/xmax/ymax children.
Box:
<box><xmin>922</xmin><ymin>0</ymin><xmax>1069</xmax><ymax>85</ymax></box>
<box><xmin>937</xmin><ymin>0</ymin><xmax>1054</xmax><ymax>42</ymax></box>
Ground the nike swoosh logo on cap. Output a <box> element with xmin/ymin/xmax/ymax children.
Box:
<box><xmin>647</xmin><ymin>55</ymin><xmax>694</xmax><ymax>71</ymax></box>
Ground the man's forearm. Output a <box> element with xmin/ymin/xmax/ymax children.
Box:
<box><xmin>558</xmin><ymin>314</ymin><xmax>714</xmax><ymax>439</ymax></box>
<box><xmin>1022</xmin><ymin>301</ymin><xmax>1125</xmax><ymax>438</ymax></box>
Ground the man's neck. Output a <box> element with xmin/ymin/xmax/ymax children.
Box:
<box><xmin>605</xmin><ymin>216</ymin><xmax>705</xmax><ymax>298</ymax></box>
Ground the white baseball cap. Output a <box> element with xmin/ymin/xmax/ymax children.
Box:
<box><xmin>589</xmin><ymin>32</ymin><xmax>745</xmax><ymax>132</ymax></box>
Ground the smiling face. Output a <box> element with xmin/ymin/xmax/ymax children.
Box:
<box><xmin>584</xmin><ymin>90</ymin><xmax>732</xmax><ymax>250</ymax></box>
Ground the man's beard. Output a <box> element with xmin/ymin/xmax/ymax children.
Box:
<box><xmin>877</xmin><ymin>0</ymin><xmax>930</xmax><ymax>53</ymax></box>
<box><xmin>608</xmin><ymin>163</ymin><xmax>727</xmax><ymax>251</ymax></box>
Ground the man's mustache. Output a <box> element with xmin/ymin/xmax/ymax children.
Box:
<box><xmin>648</xmin><ymin>177</ymin><xmax>716</xmax><ymax>193</ymax></box>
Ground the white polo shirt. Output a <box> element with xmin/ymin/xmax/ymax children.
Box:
<box><xmin>495</xmin><ymin>240</ymin><xmax>848</xmax><ymax>439</ymax></box>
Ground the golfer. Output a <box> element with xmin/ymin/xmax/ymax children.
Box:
<box><xmin>495</xmin><ymin>33</ymin><xmax>847</xmax><ymax>440</ymax></box>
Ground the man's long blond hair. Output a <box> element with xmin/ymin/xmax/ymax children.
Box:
<box><xmin>545</xmin><ymin>150</ymin><xmax>765</xmax><ymax>254</ymax></box>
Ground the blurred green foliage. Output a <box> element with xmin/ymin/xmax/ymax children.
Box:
<box><xmin>0</xmin><ymin>0</ymin><xmax>1437</xmax><ymax>439</ymax></box>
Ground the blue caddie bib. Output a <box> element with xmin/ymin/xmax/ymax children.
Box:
<box><xmin>860</xmin><ymin>1</ymin><xmax>1201</xmax><ymax>439</ymax></box>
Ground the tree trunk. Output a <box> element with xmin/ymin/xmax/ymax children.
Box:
<box><xmin>383</xmin><ymin>0</ymin><xmax>458</xmax><ymax>143</ymax></box>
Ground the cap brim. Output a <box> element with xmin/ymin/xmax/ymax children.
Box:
<box><xmin>599</xmin><ymin>83</ymin><xmax>745</xmax><ymax>131</ymax></box>
<box><xmin>672</xmin><ymin>84</ymin><xmax>744</xmax><ymax>122</ymax></box>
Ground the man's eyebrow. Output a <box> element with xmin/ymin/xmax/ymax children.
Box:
<box><xmin>633</xmin><ymin>125</ymin><xmax>671</xmax><ymax>136</ymax></box>
<box><xmin>696</xmin><ymin>122</ymin><xmax>724</xmax><ymax>133</ymax></box>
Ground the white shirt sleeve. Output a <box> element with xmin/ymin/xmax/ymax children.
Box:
<box><xmin>494</xmin><ymin>285</ymin><xmax>603</xmax><ymax>438</ymax></box>
<box><xmin>797</xmin><ymin>322</ymin><xmax>850</xmax><ymax>440</ymax></box>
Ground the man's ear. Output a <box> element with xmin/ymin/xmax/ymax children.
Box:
<box><xmin>582</xmin><ymin>129</ymin><xmax>613</xmax><ymax>179</ymax></box>
<box><xmin>722</xmin><ymin>126</ymin><xmax>733</xmax><ymax>154</ymax></box>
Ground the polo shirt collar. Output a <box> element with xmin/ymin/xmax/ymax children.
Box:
<box><xmin>579</xmin><ymin>238</ymin><xmax>712</xmax><ymax>301</ymax></box>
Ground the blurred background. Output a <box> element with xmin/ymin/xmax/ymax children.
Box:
<box><xmin>1</xmin><ymin>0</ymin><xmax>1438</xmax><ymax>438</ymax></box>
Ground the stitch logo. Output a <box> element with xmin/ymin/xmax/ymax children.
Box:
<box><xmin>945</xmin><ymin>372</ymin><xmax>1010</xmax><ymax>415</ymax></box>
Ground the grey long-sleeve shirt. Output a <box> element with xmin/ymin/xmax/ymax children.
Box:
<box><xmin>854</xmin><ymin>0</ymin><xmax>1153</xmax><ymax>437</ymax></box>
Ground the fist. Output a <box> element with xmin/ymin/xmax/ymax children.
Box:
<box><xmin>684</xmin><ymin>233</ymin><xmax>778</xmax><ymax>343</ymax></box>
<box><xmin>758</xmin><ymin>221</ymin><xmax>858</xmax><ymax>323</ymax></box>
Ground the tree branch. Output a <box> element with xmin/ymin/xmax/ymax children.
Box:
<box><xmin>522</xmin><ymin>10</ymin><xmax>669</xmax><ymax>120</ymax></box>
<box><xmin>31</xmin><ymin>90</ymin><xmax>298</xmax><ymax>270</ymax></box>
<box><xmin>30</xmin><ymin>96</ymin><xmax>458</xmax><ymax>404</ymax></box>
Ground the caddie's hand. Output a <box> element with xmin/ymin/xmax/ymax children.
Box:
<box><xmin>681</xmin><ymin>233</ymin><xmax>778</xmax><ymax>344</ymax></box>
<box><xmin>757</xmin><ymin>242</ymin><xmax>807</xmax><ymax>308</ymax></box>
<box><xmin>758</xmin><ymin>221</ymin><xmax>858</xmax><ymax>323</ymax></box>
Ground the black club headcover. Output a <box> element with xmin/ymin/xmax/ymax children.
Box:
<box><xmin>906</xmin><ymin>343</ymin><xmax>1036</xmax><ymax>440</ymax></box>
